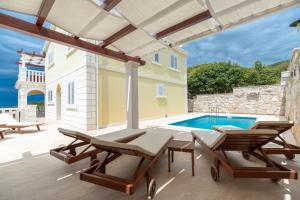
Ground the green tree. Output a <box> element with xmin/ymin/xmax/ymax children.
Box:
<box><xmin>188</xmin><ymin>60</ymin><xmax>289</xmax><ymax>98</ymax></box>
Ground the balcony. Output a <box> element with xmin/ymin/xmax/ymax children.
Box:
<box><xmin>19</xmin><ymin>69</ymin><xmax>45</xmax><ymax>84</ymax></box>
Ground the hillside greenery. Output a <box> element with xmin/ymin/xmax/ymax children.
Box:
<box><xmin>188</xmin><ymin>60</ymin><xmax>289</xmax><ymax>97</ymax></box>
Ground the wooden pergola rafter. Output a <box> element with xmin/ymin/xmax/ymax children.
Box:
<box><xmin>0</xmin><ymin>0</ymin><xmax>297</xmax><ymax>66</ymax></box>
<box><xmin>103</xmin><ymin>0</ymin><xmax>122</xmax><ymax>12</ymax></box>
<box><xmin>101</xmin><ymin>24</ymin><xmax>137</xmax><ymax>47</ymax></box>
<box><xmin>17</xmin><ymin>50</ymin><xmax>45</xmax><ymax>58</ymax></box>
<box><xmin>0</xmin><ymin>13</ymin><xmax>145</xmax><ymax>65</ymax></box>
<box><xmin>0</xmin><ymin>0</ymin><xmax>145</xmax><ymax>65</ymax></box>
<box><xmin>0</xmin><ymin>0</ymin><xmax>214</xmax><ymax>66</ymax></box>
<box><xmin>155</xmin><ymin>10</ymin><xmax>212</xmax><ymax>40</ymax></box>
<box><xmin>35</xmin><ymin>0</ymin><xmax>55</xmax><ymax>27</ymax></box>
<box><xmin>16</xmin><ymin>61</ymin><xmax>44</xmax><ymax>68</ymax></box>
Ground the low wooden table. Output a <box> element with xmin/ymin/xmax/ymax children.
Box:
<box><xmin>167</xmin><ymin>140</ymin><xmax>195</xmax><ymax>176</ymax></box>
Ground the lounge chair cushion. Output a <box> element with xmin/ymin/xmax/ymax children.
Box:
<box><xmin>213</xmin><ymin>125</ymin><xmax>243</xmax><ymax>132</ymax></box>
<box><xmin>251</xmin><ymin>121</ymin><xmax>294</xmax><ymax>129</ymax></box>
<box><xmin>0</xmin><ymin>113</ymin><xmax>41</xmax><ymax>127</ymax></box>
<box><xmin>192</xmin><ymin>129</ymin><xmax>278</xmax><ymax>149</ymax></box>
<box><xmin>91</xmin><ymin>131</ymin><xmax>173</xmax><ymax>157</ymax></box>
<box><xmin>192</xmin><ymin>130</ymin><xmax>225</xmax><ymax>148</ymax></box>
<box><xmin>58</xmin><ymin>128</ymin><xmax>145</xmax><ymax>142</ymax></box>
<box><xmin>223</xmin><ymin>129</ymin><xmax>278</xmax><ymax>135</ymax></box>
<box><xmin>95</xmin><ymin>129</ymin><xmax>146</xmax><ymax>142</ymax></box>
<box><xmin>58</xmin><ymin>128</ymin><xmax>93</xmax><ymax>140</ymax></box>
<box><xmin>0</xmin><ymin>113</ymin><xmax>18</xmax><ymax>124</ymax></box>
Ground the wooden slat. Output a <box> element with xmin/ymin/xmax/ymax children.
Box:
<box><xmin>16</xmin><ymin>61</ymin><xmax>44</xmax><ymax>68</ymax></box>
<box><xmin>35</xmin><ymin>0</ymin><xmax>55</xmax><ymax>27</ymax></box>
<box><xmin>103</xmin><ymin>0</ymin><xmax>122</xmax><ymax>11</ymax></box>
<box><xmin>156</xmin><ymin>10</ymin><xmax>212</xmax><ymax>39</ymax></box>
<box><xmin>102</xmin><ymin>24</ymin><xmax>136</xmax><ymax>47</ymax></box>
<box><xmin>0</xmin><ymin>13</ymin><xmax>145</xmax><ymax>65</ymax></box>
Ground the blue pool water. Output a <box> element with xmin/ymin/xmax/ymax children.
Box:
<box><xmin>170</xmin><ymin>115</ymin><xmax>257</xmax><ymax>130</ymax></box>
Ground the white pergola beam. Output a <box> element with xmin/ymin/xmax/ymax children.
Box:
<box><xmin>203</xmin><ymin>0</ymin><xmax>223</xmax><ymax>30</ymax></box>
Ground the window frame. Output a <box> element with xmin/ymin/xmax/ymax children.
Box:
<box><xmin>170</xmin><ymin>53</ymin><xmax>179</xmax><ymax>71</ymax></box>
<box><xmin>67</xmin><ymin>82</ymin><xmax>75</xmax><ymax>105</ymax></box>
<box><xmin>152</xmin><ymin>52</ymin><xmax>162</xmax><ymax>66</ymax></box>
<box><xmin>48</xmin><ymin>90</ymin><xmax>53</xmax><ymax>102</ymax></box>
<box><xmin>156</xmin><ymin>83</ymin><xmax>166</xmax><ymax>98</ymax></box>
<box><xmin>48</xmin><ymin>51</ymin><xmax>54</xmax><ymax>66</ymax></box>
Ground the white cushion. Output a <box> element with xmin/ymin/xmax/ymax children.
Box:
<box><xmin>91</xmin><ymin>131</ymin><xmax>173</xmax><ymax>157</ymax></box>
<box><xmin>192</xmin><ymin>130</ymin><xmax>225</xmax><ymax>148</ymax></box>
<box><xmin>59</xmin><ymin>128</ymin><xmax>145</xmax><ymax>142</ymax></box>
<box><xmin>213</xmin><ymin>125</ymin><xmax>242</xmax><ymax>132</ymax></box>
<box><xmin>0</xmin><ymin>113</ymin><xmax>18</xmax><ymax>124</ymax></box>
<box><xmin>95</xmin><ymin>129</ymin><xmax>145</xmax><ymax>142</ymax></box>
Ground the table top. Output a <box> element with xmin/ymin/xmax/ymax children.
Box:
<box><xmin>168</xmin><ymin>140</ymin><xmax>194</xmax><ymax>151</ymax></box>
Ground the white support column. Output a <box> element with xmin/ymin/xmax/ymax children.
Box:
<box><xmin>125</xmin><ymin>61</ymin><xmax>139</xmax><ymax>129</ymax></box>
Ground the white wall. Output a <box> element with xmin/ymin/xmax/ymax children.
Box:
<box><xmin>45</xmin><ymin>50</ymin><xmax>97</xmax><ymax>130</ymax></box>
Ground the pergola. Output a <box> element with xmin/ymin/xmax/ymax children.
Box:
<box><xmin>16</xmin><ymin>50</ymin><xmax>45</xmax><ymax>68</ymax></box>
<box><xmin>1</xmin><ymin>0</ymin><xmax>299</xmax><ymax>128</ymax></box>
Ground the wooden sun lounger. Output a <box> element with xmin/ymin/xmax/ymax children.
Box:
<box><xmin>214</xmin><ymin>121</ymin><xmax>300</xmax><ymax>160</ymax></box>
<box><xmin>50</xmin><ymin>128</ymin><xmax>146</xmax><ymax>164</ymax></box>
<box><xmin>192</xmin><ymin>129</ymin><xmax>297</xmax><ymax>182</ymax></box>
<box><xmin>80</xmin><ymin>131</ymin><xmax>173</xmax><ymax>199</ymax></box>
<box><xmin>0</xmin><ymin>113</ymin><xmax>42</xmax><ymax>134</ymax></box>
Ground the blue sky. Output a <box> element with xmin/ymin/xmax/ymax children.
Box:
<box><xmin>183</xmin><ymin>5</ymin><xmax>300</xmax><ymax>67</ymax></box>
<box><xmin>0</xmin><ymin>11</ymin><xmax>45</xmax><ymax>107</ymax></box>
<box><xmin>0</xmin><ymin>6</ymin><xmax>300</xmax><ymax>107</ymax></box>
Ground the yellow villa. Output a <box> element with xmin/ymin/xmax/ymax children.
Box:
<box><xmin>44</xmin><ymin>27</ymin><xmax>188</xmax><ymax>130</ymax></box>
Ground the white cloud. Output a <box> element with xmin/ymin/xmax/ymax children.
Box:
<box><xmin>0</xmin><ymin>35</ymin><xmax>42</xmax><ymax>50</ymax></box>
<box><xmin>184</xmin><ymin>5</ymin><xmax>300</xmax><ymax>67</ymax></box>
<box><xmin>0</xmin><ymin>68</ymin><xmax>18</xmax><ymax>75</ymax></box>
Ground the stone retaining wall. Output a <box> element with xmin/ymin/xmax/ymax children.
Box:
<box><xmin>190</xmin><ymin>85</ymin><xmax>285</xmax><ymax>115</ymax></box>
<box><xmin>285</xmin><ymin>48</ymin><xmax>300</xmax><ymax>144</ymax></box>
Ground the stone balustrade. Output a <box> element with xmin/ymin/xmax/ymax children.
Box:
<box><xmin>19</xmin><ymin>69</ymin><xmax>45</xmax><ymax>83</ymax></box>
<box><xmin>25</xmin><ymin>70</ymin><xmax>45</xmax><ymax>83</ymax></box>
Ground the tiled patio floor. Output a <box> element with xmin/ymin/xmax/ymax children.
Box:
<box><xmin>1</xmin><ymin>114</ymin><xmax>300</xmax><ymax>200</ymax></box>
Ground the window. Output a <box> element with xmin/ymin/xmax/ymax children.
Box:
<box><xmin>170</xmin><ymin>54</ymin><xmax>178</xmax><ymax>70</ymax></box>
<box><xmin>48</xmin><ymin>90</ymin><xmax>53</xmax><ymax>102</ymax></box>
<box><xmin>68</xmin><ymin>82</ymin><xmax>75</xmax><ymax>105</ymax></box>
<box><xmin>156</xmin><ymin>83</ymin><xmax>165</xmax><ymax>97</ymax></box>
<box><xmin>66</xmin><ymin>46</ymin><xmax>75</xmax><ymax>57</ymax></box>
<box><xmin>153</xmin><ymin>53</ymin><xmax>160</xmax><ymax>64</ymax></box>
<box><xmin>48</xmin><ymin>51</ymin><xmax>54</xmax><ymax>65</ymax></box>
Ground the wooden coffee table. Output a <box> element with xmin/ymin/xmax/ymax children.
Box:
<box><xmin>167</xmin><ymin>139</ymin><xmax>195</xmax><ymax>176</ymax></box>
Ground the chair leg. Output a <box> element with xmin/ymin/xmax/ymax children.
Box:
<box><xmin>168</xmin><ymin>149</ymin><xmax>171</xmax><ymax>172</ymax></box>
<box><xmin>171</xmin><ymin>151</ymin><xmax>174</xmax><ymax>163</ymax></box>
<box><xmin>37</xmin><ymin>125</ymin><xmax>40</xmax><ymax>131</ymax></box>
<box><xmin>0</xmin><ymin>131</ymin><xmax>3</xmax><ymax>139</ymax></box>
<box><xmin>18</xmin><ymin>128</ymin><xmax>21</xmax><ymax>134</ymax></box>
<box><xmin>191</xmin><ymin>150</ymin><xmax>195</xmax><ymax>176</ymax></box>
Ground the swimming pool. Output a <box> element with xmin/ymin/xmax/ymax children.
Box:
<box><xmin>170</xmin><ymin>115</ymin><xmax>257</xmax><ymax>130</ymax></box>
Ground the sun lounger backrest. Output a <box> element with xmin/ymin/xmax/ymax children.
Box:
<box><xmin>251</xmin><ymin>121</ymin><xmax>294</xmax><ymax>134</ymax></box>
<box><xmin>58</xmin><ymin>128</ymin><xmax>93</xmax><ymax>142</ymax></box>
<box><xmin>213</xmin><ymin>129</ymin><xmax>278</xmax><ymax>151</ymax></box>
<box><xmin>94</xmin><ymin>129</ymin><xmax>146</xmax><ymax>142</ymax></box>
<box><xmin>91</xmin><ymin>132</ymin><xmax>173</xmax><ymax>159</ymax></box>
<box><xmin>0</xmin><ymin>113</ymin><xmax>18</xmax><ymax>124</ymax></box>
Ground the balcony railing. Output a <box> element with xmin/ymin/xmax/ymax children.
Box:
<box><xmin>19</xmin><ymin>69</ymin><xmax>45</xmax><ymax>83</ymax></box>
